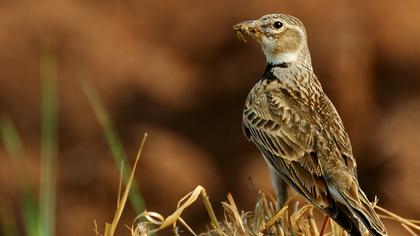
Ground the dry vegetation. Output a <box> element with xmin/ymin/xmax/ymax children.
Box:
<box><xmin>98</xmin><ymin>137</ymin><xmax>420</xmax><ymax>236</ymax></box>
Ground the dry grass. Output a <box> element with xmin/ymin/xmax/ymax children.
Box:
<box><xmin>130</xmin><ymin>190</ymin><xmax>420</xmax><ymax>236</ymax></box>
<box><xmin>129</xmin><ymin>188</ymin><xmax>350</xmax><ymax>236</ymax></box>
<box><xmin>97</xmin><ymin>136</ymin><xmax>420</xmax><ymax>236</ymax></box>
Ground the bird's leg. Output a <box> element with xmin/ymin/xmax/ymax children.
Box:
<box><xmin>319</xmin><ymin>215</ymin><xmax>330</xmax><ymax>236</ymax></box>
<box><xmin>269</xmin><ymin>165</ymin><xmax>288</xmax><ymax>210</ymax></box>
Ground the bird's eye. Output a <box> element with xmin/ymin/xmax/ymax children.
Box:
<box><xmin>273</xmin><ymin>21</ymin><xmax>283</xmax><ymax>29</ymax></box>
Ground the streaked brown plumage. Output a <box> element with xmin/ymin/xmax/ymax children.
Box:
<box><xmin>234</xmin><ymin>14</ymin><xmax>387</xmax><ymax>236</ymax></box>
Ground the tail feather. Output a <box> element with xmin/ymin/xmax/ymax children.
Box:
<box><xmin>328</xmin><ymin>183</ymin><xmax>387</xmax><ymax>236</ymax></box>
<box><xmin>352</xmin><ymin>189</ymin><xmax>387</xmax><ymax>236</ymax></box>
<box><xmin>326</xmin><ymin>202</ymin><xmax>362</xmax><ymax>236</ymax></box>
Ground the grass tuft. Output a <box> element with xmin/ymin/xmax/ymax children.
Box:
<box><xmin>92</xmin><ymin>132</ymin><xmax>420</xmax><ymax>236</ymax></box>
<box><xmin>83</xmin><ymin>82</ymin><xmax>145</xmax><ymax>214</ymax></box>
<box><xmin>95</xmin><ymin>133</ymin><xmax>148</xmax><ymax>236</ymax></box>
<box><xmin>131</xmin><ymin>188</ymin><xmax>420</xmax><ymax>236</ymax></box>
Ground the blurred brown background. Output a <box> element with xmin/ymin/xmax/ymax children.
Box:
<box><xmin>1</xmin><ymin>0</ymin><xmax>420</xmax><ymax>235</ymax></box>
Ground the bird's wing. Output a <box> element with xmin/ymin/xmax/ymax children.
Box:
<box><xmin>243</xmin><ymin>113</ymin><xmax>331</xmax><ymax>209</ymax></box>
<box><xmin>243</xmin><ymin>87</ymin><xmax>331</xmax><ymax>208</ymax></box>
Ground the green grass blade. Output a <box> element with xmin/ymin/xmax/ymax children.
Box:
<box><xmin>0</xmin><ymin>119</ymin><xmax>23</xmax><ymax>158</ymax></box>
<box><xmin>82</xmin><ymin>82</ymin><xmax>145</xmax><ymax>214</ymax></box>
<box><xmin>0</xmin><ymin>201</ymin><xmax>18</xmax><ymax>236</ymax></box>
<box><xmin>39</xmin><ymin>43</ymin><xmax>57</xmax><ymax>236</ymax></box>
<box><xmin>0</xmin><ymin>119</ymin><xmax>40</xmax><ymax>236</ymax></box>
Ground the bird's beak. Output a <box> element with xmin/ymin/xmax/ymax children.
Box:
<box><xmin>233</xmin><ymin>20</ymin><xmax>261</xmax><ymax>42</ymax></box>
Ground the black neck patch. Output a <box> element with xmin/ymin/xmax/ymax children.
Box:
<box><xmin>262</xmin><ymin>62</ymin><xmax>289</xmax><ymax>81</ymax></box>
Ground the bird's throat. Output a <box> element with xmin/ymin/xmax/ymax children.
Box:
<box><xmin>264</xmin><ymin>51</ymin><xmax>298</xmax><ymax>65</ymax></box>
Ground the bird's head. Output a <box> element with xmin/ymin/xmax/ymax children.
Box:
<box><xmin>233</xmin><ymin>14</ymin><xmax>309</xmax><ymax>66</ymax></box>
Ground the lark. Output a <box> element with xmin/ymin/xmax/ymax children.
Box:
<box><xmin>234</xmin><ymin>14</ymin><xmax>387</xmax><ymax>236</ymax></box>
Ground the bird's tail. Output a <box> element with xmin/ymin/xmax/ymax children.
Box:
<box><xmin>351</xmin><ymin>188</ymin><xmax>388</xmax><ymax>236</ymax></box>
<box><xmin>328</xmin><ymin>203</ymin><xmax>363</xmax><ymax>236</ymax></box>
<box><xmin>328</xmin><ymin>183</ymin><xmax>387</xmax><ymax>236</ymax></box>
<box><xmin>337</xmin><ymin>183</ymin><xmax>388</xmax><ymax>236</ymax></box>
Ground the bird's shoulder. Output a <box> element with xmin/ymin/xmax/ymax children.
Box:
<box><xmin>244</xmin><ymin>72</ymin><xmax>317</xmax><ymax>120</ymax></box>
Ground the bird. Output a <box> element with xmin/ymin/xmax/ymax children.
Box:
<box><xmin>233</xmin><ymin>14</ymin><xmax>387</xmax><ymax>236</ymax></box>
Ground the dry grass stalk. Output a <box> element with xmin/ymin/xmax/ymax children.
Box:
<box><xmin>94</xmin><ymin>134</ymin><xmax>420</xmax><ymax>236</ymax></box>
<box><xmin>130</xmin><ymin>185</ymin><xmax>222</xmax><ymax>236</ymax></box>
<box><xmin>94</xmin><ymin>133</ymin><xmax>148</xmax><ymax>236</ymax></box>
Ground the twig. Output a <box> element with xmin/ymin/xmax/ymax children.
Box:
<box><xmin>375</xmin><ymin>205</ymin><xmax>420</xmax><ymax>231</ymax></box>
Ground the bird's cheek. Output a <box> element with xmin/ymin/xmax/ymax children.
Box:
<box><xmin>261</xmin><ymin>36</ymin><xmax>277</xmax><ymax>50</ymax></box>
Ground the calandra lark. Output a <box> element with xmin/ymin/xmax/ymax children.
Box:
<box><xmin>234</xmin><ymin>14</ymin><xmax>387</xmax><ymax>236</ymax></box>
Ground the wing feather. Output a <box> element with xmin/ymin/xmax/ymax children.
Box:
<box><xmin>243</xmin><ymin>85</ymin><xmax>355</xmax><ymax>211</ymax></box>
